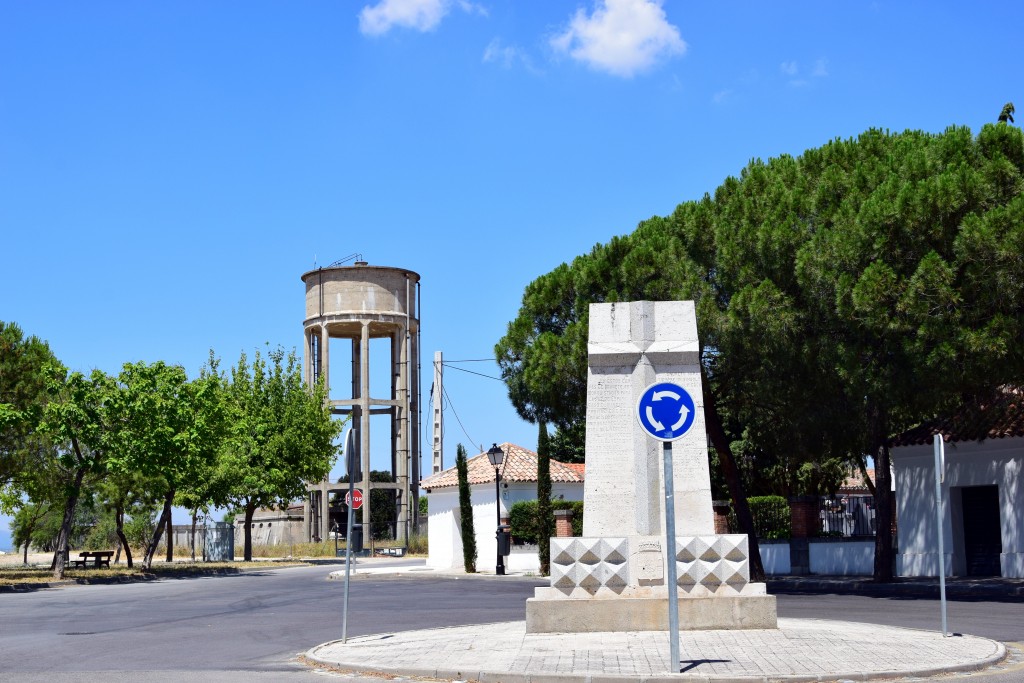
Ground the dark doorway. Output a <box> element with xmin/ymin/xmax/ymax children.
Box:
<box><xmin>961</xmin><ymin>485</ymin><xmax>1002</xmax><ymax>577</ymax></box>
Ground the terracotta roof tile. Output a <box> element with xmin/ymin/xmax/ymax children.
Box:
<box><xmin>839</xmin><ymin>468</ymin><xmax>874</xmax><ymax>493</ymax></box>
<box><xmin>891</xmin><ymin>386</ymin><xmax>1024</xmax><ymax>447</ymax></box>
<box><xmin>420</xmin><ymin>443</ymin><xmax>585</xmax><ymax>491</ymax></box>
<box><xmin>564</xmin><ymin>462</ymin><xmax>586</xmax><ymax>478</ymax></box>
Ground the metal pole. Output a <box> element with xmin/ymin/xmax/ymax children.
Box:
<box><xmin>663</xmin><ymin>441</ymin><xmax>681</xmax><ymax>673</ymax></box>
<box><xmin>342</xmin><ymin>427</ymin><xmax>357</xmax><ymax>643</ymax></box>
<box><xmin>933</xmin><ymin>434</ymin><xmax>948</xmax><ymax>637</ymax></box>
<box><xmin>495</xmin><ymin>467</ymin><xmax>505</xmax><ymax>575</ymax></box>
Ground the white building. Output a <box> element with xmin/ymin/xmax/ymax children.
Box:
<box><xmin>420</xmin><ymin>442</ymin><xmax>584</xmax><ymax>573</ymax></box>
<box><xmin>892</xmin><ymin>388</ymin><xmax>1024</xmax><ymax>578</ymax></box>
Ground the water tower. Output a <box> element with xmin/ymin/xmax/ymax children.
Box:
<box><xmin>301</xmin><ymin>260</ymin><xmax>421</xmax><ymax>547</ymax></box>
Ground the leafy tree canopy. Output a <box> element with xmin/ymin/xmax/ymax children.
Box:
<box><xmin>497</xmin><ymin>124</ymin><xmax>1024</xmax><ymax>578</ymax></box>
<box><xmin>216</xmin><ymin>346</ymin><xmax>340</xmax><ymax>560</ymax></box>
<box><xmin>0</xmin><ymin>321</ymin><xmax>57</xmax><ymax>487</ymax></box>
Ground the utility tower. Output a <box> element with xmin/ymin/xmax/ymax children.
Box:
<box><xmin>432</xmin><ymin>351</ymin><xmax>443</xmax><ymax>475</ymax></box>
<box><xmin>301</xmin><ymin>260</ymin><xmax>421</xmax><ymax>547</ymax></box>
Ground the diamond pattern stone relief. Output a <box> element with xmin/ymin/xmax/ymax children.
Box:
<box><xmin>549</xmin><ymin>537</ymin><xmax>629</xmax><ymax>595</ymax></box>
<box><xmin>674</xmin><ymin>535</ymin><xmax>750</xmax><ymax>591</ymax></box>
<box><xmin>549</xmin><ymin>535</ymin><xmax>749</xmax><ymax>595</ymax></box>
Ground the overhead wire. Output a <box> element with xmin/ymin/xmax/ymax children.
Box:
<box><xmin>441</xmin><ymin>383</ymin><xmax>478</xmax><ymax>453</ymax></box>
<box><xmin>441</xmin><ymin>363</ymin><xmax>503</xmax><ymax>382</ymax></box>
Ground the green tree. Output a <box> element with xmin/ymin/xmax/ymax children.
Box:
<box><xmin>216</xmin><ymin>347</ymin><xmax>339</xmax><ymax>561</ymax></box>
<box><xmin>105</xmin><ymin>361</ymin><xmax>227</xmax><ymax>570</ymax></box>
<box><xmin>0</xmin><ymin>321</ymin><xmax>57</xmax><ymax>487</ymax></box>
<box><xmin>498</xmin><ymin>123</ymin><xmax>1024</xmax><ymax>581</ymax></box>
<box><xmin>455</xmin><ymin>443</ymin><xmax>476</xmax><ymax>573</ymax></box>
<box><xmin>92</xmin><ymin>469</ymin><xmax>161</xmax><ymax>568</ymax></box>
<box><xmin>39</xmin><ymin>365</ymin><xmax>112</xmax><ymax>579</ymax></box>
<box><xmin>496</xmin><ymin>228</ymin><xmax>770</xmax><ymax>579</ymax></box>
<box><xmin>536</xmin><ymin>422</ymin><xmax>553</xmax><ymax>575</ymax></box>
<box><xmin>998</xmin><ymin>102</ymin><xmax>1015</xmax><ymax>124</ymax></box>
<box><xmin>549</xmin><ymin>422</ymin><xmax>585</xmax><ymax>464</ymax></box>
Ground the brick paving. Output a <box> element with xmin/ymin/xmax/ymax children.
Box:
<box><xmin>307</xmin><ymin>618</ymin><xmax>1004</xmax><ymax>682</ymax></box>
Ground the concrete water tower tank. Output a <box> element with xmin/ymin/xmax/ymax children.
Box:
<box><xmin>301</xmin><ymin>261</ymin><xmax>420</xmax><ymax>547</ymax></box>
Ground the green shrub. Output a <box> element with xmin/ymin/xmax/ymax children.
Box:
<box><xmin>727</xmin><ymin>496</ymin><xmax>791</xmax><ymax>539</ymax></box>
<box><xmin>509</xmin><ymin>499</ymin><xmax>584</xmax><ymax>544</ymax></box>
<box><xmin>509</xmin><ymin>500</ymin><xmax>540</xmax><ymax>544</ymax></box>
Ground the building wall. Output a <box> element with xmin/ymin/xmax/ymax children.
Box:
<box><xmin>232</xmin><ymin>511</ymin><xmax>304</xmax><ymax>547</ymax></box>
<box><xmin>809</xmin><ymin>539</ymin><xmax>874</xmax><ymax>575</ymax></box>
<box><xmin>893</xmin><ymin>437</ymin><xmax>1023</xmax><ymax>578</ymax></box>
<box><xmin>425</xmin><ymin>480</ymin><xmax>584</xmax><ymax>571</ymax></box>
<box><xmin>759</xmin><ymin>540</ymin><xmax>792</xmax><ymax>575</ymax></box>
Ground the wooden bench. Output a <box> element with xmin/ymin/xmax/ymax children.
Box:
<box><xmin>70</xmin><ymin>550</ymin><xmax>114</xmax><ymax>569</ymax></box>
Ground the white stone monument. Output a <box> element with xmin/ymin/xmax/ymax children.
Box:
<box><xmin>525</xmin><ymin>300</ymin><xmax>777</xmax><ymax>632</ymax></box>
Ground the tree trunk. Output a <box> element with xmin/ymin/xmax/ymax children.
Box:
<box><xmin>857</xmin><ymin>454</ymin><xmax>877</xmax><ymax>498</ymax></box>
<box><xmin>52</xmin><ymin>466</ymin><xmax>86</xmax><ymax>580</ymax></box>
<box><xmin>21</xmin><ymin>503</ymin><xmax>47</xmax><ymax>565</ymax></box>
<box><xmin>142</xmin><ymin>489</ymin><xmax>174</xmax><ymax>570</ymax></box>
<box><xmin>165</xmin><ymin>503</ymin><xmax>174</xmax><ymax>563</ymax></box>
<box><xmin>243</xmin><ymin>500</ymin><xmax>256</xmax><ymax>561</ymax></box>
<box><xmin>114</xmin><ymin>502</ymin><xmax>133</xmax><ymax>568</ymax></box>
<box><xmin>701</xmin><ymin>367</ymin><xmax>766</xmax><ymax>582</ymax></box>
<box><xmin>190</xmin><ymin>510</ymin><xmax>198</xmax><ymax>562</ymax></box>
<box><xmin>867</xmin><ymin>400</ymin><xmax>894</xmax><ymax>581</ymax></box>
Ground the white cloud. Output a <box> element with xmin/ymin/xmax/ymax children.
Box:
<box><xmin>483</xmin><ymin>38</ymin><xmax>542</xmax><ymax>74</ymax></box>
<box><xmin>456</xmin><ymin>0</ymin><xmax>488</xmax><ymax>17</ymax></box>
<box><xmin>712</xmin><ymin>89</ymin><xmax>733</xmax><ymax>105</ymax></box>
<box><xmin>483</xmin><ymin>38</ymin><xmax>519</xmax><ymax>68</ymax></box>
<box><xmin>780</xmin><ymin>58</ymin><xmax>828</xmax><ymax>86</ymax></box>
<box><xmin>358</xmin><ymin>0</ymin><xmax>450</xmax><ymax>36</ymax></box>
<box><xmin>550</xmin><ymin>0</ymin><xmax>686</xmax><ymax>78</ymax></box>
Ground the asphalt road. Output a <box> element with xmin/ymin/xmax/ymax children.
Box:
<box><xmin>2</xmin><ymin>565</ymin><xmax>1023</xmax><ymax>682</ymax></box>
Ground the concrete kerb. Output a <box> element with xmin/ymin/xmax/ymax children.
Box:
<box><xmin>304</xmin><ymin>619</ymin><xmax>1007</xmax><ymax>683</ymax></box>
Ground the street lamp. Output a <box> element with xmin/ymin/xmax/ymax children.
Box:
<box><xmin>487</xmin><ymin>442</ymin><xmax>506</xmax><ymax>576</ymax></box>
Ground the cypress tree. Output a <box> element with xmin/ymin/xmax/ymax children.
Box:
<box><xmin>536</xmin><ymin>422</ymin><xmax>553</xmax><ymax>575</ymax></box>
<box><xmin>455</xmin><ymin>443</ymin><xmax>476</xmax><ymax>573</ymax></box>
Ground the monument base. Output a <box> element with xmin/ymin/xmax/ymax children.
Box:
<box><xmin>532</xmin><ymin>534</ymin><xmax>778</xmax><ymax>633</ymax></box>
<box><xmin>526</xmin><ymin>593</ymin><xmax>777</xmax><ymax>633</ymax></box>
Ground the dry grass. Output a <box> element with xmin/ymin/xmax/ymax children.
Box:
<box><xmin>0</xmin><ymin>559</ymin><xmax>303</xmax><ymax>587</ymax></box>
<box><xmin>239</xmin><ymin>535</ymin><xmax>427</xmax><ymax>558</ymax></box>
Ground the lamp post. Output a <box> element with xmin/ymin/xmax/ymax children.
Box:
<box><xmin>487</xmin><ymin>443</ymin><xmax>506</xmax><ymax>576</ymax></box>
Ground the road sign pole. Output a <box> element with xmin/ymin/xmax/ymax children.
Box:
<box><xmin>933</xmin><ymin>434</ymin><xmax>948</xmax><ymax>637</ymax></box>
<box><xmin>635</xmin><ymin>381</ymin><xmax>692</xmax><ymax>674</ymax></box>
<box><xmin>342</xmin><ymin>428</ymin><xmax>357</xmax><ymax>643</ymax></box>
<box><xmin>663</xmin><ymin>441</ymin><xmax>681</xmax><ymax>673</ymax></box>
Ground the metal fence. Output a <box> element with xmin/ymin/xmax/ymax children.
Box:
<box><xmin>720</xmin><ymin>494</ymin><xmax>879</xmax><ymax>539</ymax></box>
<box><xmin>160</xmin><ymin>523</ymin><xmax>235</xmax><ymax>561</ymax></box>
<box><xmin>819</xmin><ymin>495</ymin><xmax>876</xmax><ymax>537</ymax></box>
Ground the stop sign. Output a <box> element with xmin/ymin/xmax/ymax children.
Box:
<box><xmin>345</xmin><ymin>488</ymin><xmax>363</xmax><ymax>510</ymax></box>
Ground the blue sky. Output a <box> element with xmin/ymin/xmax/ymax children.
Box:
<box><xmin>2</xmin><ymin>1</ymin><xmax>1021</xmax><ymax>550</ymax></box>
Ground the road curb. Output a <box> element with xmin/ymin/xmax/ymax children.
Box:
<box><xmin>303</xmin><ymin>628</ymin><xmax>1006</xmax><ymax>683</ymax></box>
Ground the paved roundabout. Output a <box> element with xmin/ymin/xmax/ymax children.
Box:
<box><xmin>307</xmin><ymin>617</ymin><xmax>1005</xmax><ymax>682</ymax></box>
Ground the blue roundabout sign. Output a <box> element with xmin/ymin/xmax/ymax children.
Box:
<box><xmin>636</xmin><ymin>382</ymin><xmax>696</xmax><ymax>441</ymax></box>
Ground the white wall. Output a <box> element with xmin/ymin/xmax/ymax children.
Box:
<box><xmin>426</xmin><ymin>488</ymin><xmax>462</xmax><ymax>569</ymax></box>
<box><xmin>759</xmin><ymin>541</ymin><xmax>791</xmax><ymax>575</ymax></box>
<box><xmin>809</xmin><ymin>540</ymin><xmax>874</xmax><ymax>575</ymax></box>
<box><xmin>760</xmin><ymin>540</ymin><xmax>874</xmax><ymax>576</ymax></box>
<box><xmin>893</xmin><ymin>437</ymin><xmax>1024</xmax><ymax>578</ymax></box>
<box><xmin>425</xmin><ymin>480</ymin><xmax>584</xmax><ymax>572</ymax></box>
